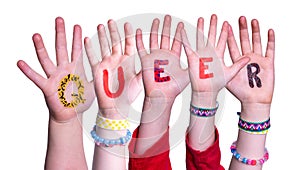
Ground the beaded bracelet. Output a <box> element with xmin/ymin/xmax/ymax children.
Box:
<box><xmin>230</xmin><ymin>141</ymin><xmax>269</xmax><ymax>166</ymax></box>
<box><xmin>237</xmin><ymin>112</ymin><xmax>270</xmax><ymax>135</ymax></box>
<box><xmin>190</xmin><ymin>102</ymin><xmax>219</xmax><ymax>117</ymax></box>
<box><xmin>90</xmin><ymin>125</ymin><xmax>131</xmax><ymax>147</ymax></box>
<box><xmin>96</xmin><ymin>114</ymin><xmax>129</xmax><ymax>130</ymax></box>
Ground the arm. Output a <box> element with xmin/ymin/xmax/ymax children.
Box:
<box><xmin>84</xmin><ymin>20</ymin><xmax>142</xmax><ymax>170</ymax></box>
<box><xmin>226</xmin><ymin>16</ymin><xmax>275</xmax><ymax>170</ymax></box>
<box><xmin>17</xmin><ymin>17</ymin><xmax>95</xmax><ymax>170</ymax></box>
<box><xmin>129</xmin><ymin>15</ymin><xmax>189</xmax><ymax>166</ymax></box>
<box><xmin>181</xmin><ymin>14</ymin><xmax>249</xmax><ymax>170</ymax></box>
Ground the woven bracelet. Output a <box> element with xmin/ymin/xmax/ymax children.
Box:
<box><xmin>237</xmin><ymin>112</ymin><xmax>270</xmax><ymax>135</ymax></box>
<box><xmin>190</xmin><ymin>102</ymin><xmax>219</xmax><ymax>117</ymax></box>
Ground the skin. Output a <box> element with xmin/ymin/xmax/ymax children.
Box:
<box><xmin>227</xmin><ymin>16</ymin><xmax>275</xmax><ymax>170</ymax></box>
<box><xmin>133</xmin><ymin>15</ymin><xmax>190</xmax><ymax>155</ymax></box>
<box><xmin>84</xmin><ymin>20</ymin><xmax>142</xmax><ymax>170</ymax></box>
<box><xmin>17</xmin><ymin>17</ymin><xmax>95</xmax><ymax>170</ymax></box>
<box><xmin>181</xmin><ymin>14</ymin><xmax>249</xmax><ymax>151</ymax></box>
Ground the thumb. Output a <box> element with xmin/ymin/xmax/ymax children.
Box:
<box><xmin>227</xmin><ymin>57</ymin><xmax>250</xmax><ymax>82</ymax></box>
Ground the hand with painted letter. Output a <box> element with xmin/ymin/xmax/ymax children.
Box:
<box><xmin>17</xmin><ymin>17</ymin><xmax>91</xmax><ymax>169</ymax></box>
<box><xmin>181</xmin><ymin>14</ymin><xmax>250</xmax><ymax>105</ymax></box>
<box><xmin>17</xmin><ymin>17</ymin><xmax>95</xmax><ymax>122</ymax></box>
<box><xmin>85</xmin><ymin>20</ymin><xmax>142</xmax><ymax>170</ymax></box>
<box><xmin>136</xmin><ymin>15</ymin><xmax>189</xmax><ymax>100</ymax></box>
<box><xmin>226</xmin><ymin>16</ymin><xmax>275</xmax><ymax>120</ymax></box>
<box><xmin>227</xmin><ymin>17</ymin><xmax>275</xmax><ymax>170</ymax></box>
<box><xmin>85</xmin><ymin>20</ymin><xmax>142</xmax><ymax>119</ymax></box>
<box><xmin>132</xmin><ymin>15</ymin><xmax>189</xmax><ymax>155</ymax></box>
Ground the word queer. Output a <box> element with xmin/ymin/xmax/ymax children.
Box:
<box><xmin>101</xmin><ymin>60</ymin><xmax>262</xmax><ymax>98</ymax></box>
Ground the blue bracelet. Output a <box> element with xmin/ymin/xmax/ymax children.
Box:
<box><xmin>190</xmin><ymin>102</ymin><xmax>219</xmax><ymax>117</ymax></box>
<box><xmin>90</xmin><ymin>125</ymin><xmax>131</xmax><ymax>147</ymax></box>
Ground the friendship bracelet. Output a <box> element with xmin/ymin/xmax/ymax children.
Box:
<box><xmin>230</xmin><ymin>141</ymin><xmax>269</xmax><ymax>166</ymax></box>
<box><xmin>190</xmin><ymin>102</ymin><xmax>219</xmax><ymax>117</ymax></box>
<box><xmin>90</xmin><ymin>125</ymin><xmax>131</xmax><ymax>147</ymax></box>
<box><xmin>237</xmin><ymin>112</ymin><xmax>270</xmax><ymax>135</ymax></box>
<box><xmin>96</xmin><ymin>114</ymin><xmax>129</xmax><ymax>130</ymax></box>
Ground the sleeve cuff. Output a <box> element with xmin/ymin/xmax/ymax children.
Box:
<box><xmin>186</xmin><ymin>128</ymin><xmax>224</xmax><ymax>170</ymax></box>
<box><xmin>128</xmin><ymin>126</ymin><xmax>172</xmax><ymax>170</ymax></box>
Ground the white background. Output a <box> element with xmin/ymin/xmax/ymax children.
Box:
<box><xmin>0</xmin><ymin>0</ymin><xmax>299</xmax><ymax>169</ymax></box>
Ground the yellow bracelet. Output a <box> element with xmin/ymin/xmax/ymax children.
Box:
<box><xmin>96</xmin><ymin>114</ymin><xmax>129</xmax><ymax>130</ymax></box>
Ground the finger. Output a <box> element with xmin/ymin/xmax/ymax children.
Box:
<box><xmin>71</xmin><ymin>25</ymin><xmax>83</xmax><ymax>62</ymax></box>
<box><xmin>97</xmin><ymin>24</ymin><xmax>111</xmax><ymax>58</ymax></box>
<box><xmin>17</xmin><ymin>60</ymin><xmax>46</xmax><ymax>89</ymax></box>
<box><xmin>251</xmin><ymin>19</ymin><xmax>262</xmax><ymax>55</ymax></box>
<box><xmin>84</xmin><ymin>37</ymin><xmax>98</xmax><ymax>67</ymax></box>
<box><xmin>181</xmin><ymin>29</ymin><xmax>196</xmax><ymax>60</ymax></box>
<box><xmin>265</xmin><ymin>29</ymin><xmax>275</xmax><ymax>60</ymax></box>
<box><xmin>239</xmin><ymin>16</ymin><xmax>252</xmax><ymax>55</ymax></box>
<box><xmin>150</xmin><ymin>18</ymin><xmax>160</xmax><ymax>52</ymax></box>
<box><xmin>136</xmin><ymin>29</ymin><xmax>147</xmax><ymax>58</ymax></box>
<box><xmin>207</xmin><ymin>14</ymin><xmax>218</xmax><ymax>47</ymax></box>
<box><xmin>32</xmin><ymin>33</ymin><xmax>56</xmax><ymax>77</ymax></box>
<box><xmin>160</xmin><ymin>15</ymin><xmax>171</xmax><ymax>50</ymax></box>
<box><xmin>108</xmin><ymin>19</ymin><xmax>123</xmax><ymax>55</ymax></box>
<box><xmin>124</xmin><ymin>22</ymin><xmax>135</xmax><ymax>56</ymax></box>
<box><xmin>227</xmin><ymin>24</ymin><xmax>241</xmax><ymax>62</ymax></box>
<box><xmin>171</xmin><ymin>22</ymin><xmax>184</xmax><ymax>57</ymax></box>
<box><xmin>55</xmin><ymin>17</ymin><xmax>69</xmax><ymax>65</ymax></box>
<box><xmin>196</xmin><ymin>17</ymin><xmax>205</xmax><ymax>50</ymax></box>
<box><xmin>226</xmin><ymin>57</ymin><xmax>250</xmax><ymax>82</ymax></box>
<box><xmin>216</xmin><ymin>21</ymin><xmax>229</xmax><ymax>57</ymax></box>
<box><xmin>128</xmin><ymin>72</ymin><xmax>143</xmax><ymax>103</ymax></box>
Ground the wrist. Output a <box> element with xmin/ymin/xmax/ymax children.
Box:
<box><xmin>98</xmin><ymin>108</ymin><xmax>128</xmax><ymax>119</ymax></box>
<box><xmin>140</xmin><ymin>96</ymin><xmax>174</xmax><ymax>123</ymax></box>
<box><xmin>49</xmin><ymin>110</ymin><xmax>81</xmax><ymax>124</ymax></box>
<box><xmin>191</xmin><ymin>91</ymin><xmax>218</xmax><ymax>108</ymax></box>
<box><xmin>240</xmin><ymin>102</ymin><xmax>271</xmax><ymax>122</ymax></box>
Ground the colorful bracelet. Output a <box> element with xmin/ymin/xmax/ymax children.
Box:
<box><xmin>90</xmin><ymin>125</ymin><xmax>131</xmax><ymax>147</ymax></box>
<box><xmin>237</xmin><ymin>112</ymin><xmax>270</xmax><ymax>135</ymax></box>
<box><xmin>230</xmin><ymin>141</ymin><xmax>269</xmax><ymax>166</ymax></box>
<box><xmin>96</xmin><ymin>114</ymin><xmax>129</xmax><ymax>130</ymax></box>
<box><xmin>190</xmin><ymin>102</ymin><xmax>219</xmax><ymax>117</ymax></box>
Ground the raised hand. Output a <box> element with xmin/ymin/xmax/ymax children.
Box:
<box><xmin>136</xmin><ymin>15</ymin><xmax>189</xmax><ymax>99</ymax></box>
<box><xmin>84</xmin><ymin>20</ymin><xmax>142</xmax><ymax>119</ymax></box>
<box><xmin>181</xmin><ymin>14</ymin><xmax>249</xmax><ymax>100</ymax></box>
<box><xmin>227</xmin><ymin>17</ymin><xmax>275</xmax><ymax>170</ymax></box>
<box><xmin>17</xmin><ymin>17</ymin><xmax>95</xmax><ymax>122</ymax></box>
<box><xmin>226</xmin><ymin>16</ymin><xmax>275</xmax><ymax>106</ymax></box>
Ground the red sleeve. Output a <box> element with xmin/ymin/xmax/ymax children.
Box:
<box><xmin>186</xmin><ymin>128</ymin><xmax>225</xmax><ymax>170</ymax></box>
<box><xmin>128</xmin><ymin>127</ymin><xmax>172</xmax><ymax>170</ymax></box>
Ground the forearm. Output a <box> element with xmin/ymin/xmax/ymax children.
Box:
<box><xmin>92</xmin><ymin>127</ymin><xmax>126</xmax><ymax>170</ymax></box>
<box><xmin>45</xmin><ymin>113</ymin><xmax>87</xmax><ymax>170</ymax></box>
<box><xmin>92</xmin><ymin>108</ymin><xmax>127</xmax><ymax>170</ymax></box>
<box><xmin>229</xmin><ymin>103</ymin><xmax>270</xmax><ymax>170</ymax></box>
<box><xmin>134</xmin><ymin>97</ymin><xmax>174</xmax><ymax>154</ymax></box>
<box><xmin>187</xmin><ymin>92</ymin><xmax>217</xmax><ymax>151</ymax></box>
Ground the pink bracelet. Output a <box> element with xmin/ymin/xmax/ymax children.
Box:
<box><xmin>230</xmin><ymin>141</ymin><xmax>269</xmax><ymax>166</ymax></box>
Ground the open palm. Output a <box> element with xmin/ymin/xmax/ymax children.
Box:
<box><xmin>226</xmin><ymin>17</ymin><xmax>275</xmax><ymax>104</ymax></box>
<box><xmin>136</xmin><ymin>15</ymin><xmax>189</xmax><ymax>99</ymax></box>
<box><xmin>85</xmin><ymin>20</ymin><xmax>142</xmax><ymax>118</ymax></box>
<box><xmin>17</xmin><ymin>17</ymin><xmax>95</xmax><ymax>122</ymax></box>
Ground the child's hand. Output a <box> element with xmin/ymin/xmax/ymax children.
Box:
<box><xmin>226</xmin><ymin>17</ymin><xmax>275</xmax><ymax>105</ymax></box>
<box><xmin>84</xmin><ymin>20</ymin><xmax>142</xmax><ymax>119</ymax></box>
<box><xmin>17</xmin><ymin>17</ymin><xmax>95</xmax><ymax>122</ymax></box>
<box><xmin>181</xmin><ymin>15</ymin><xmax>249</xmax><ymax>100</ymax></box>
<box><xmin>136</xmin><ymin>15</ymin><xmax>189</xmax><ymax>100</ymax></box>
